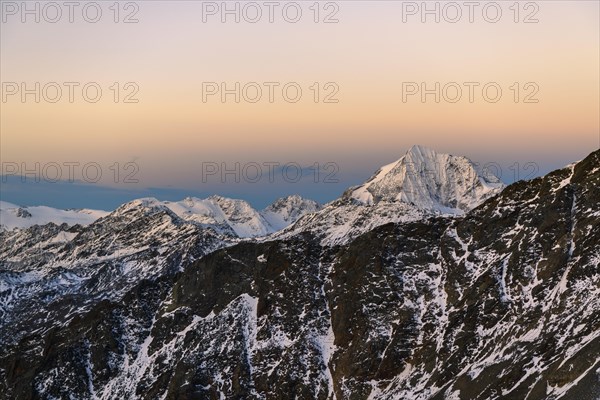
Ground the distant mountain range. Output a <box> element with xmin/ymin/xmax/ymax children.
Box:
<box><xmin>1</xmin><ymin>146</ymin><xmax>598</xmax><ymax>399</ymax></box>
<box><xmin>0</xmin><ymin>194</ymin><xmax>321</xmax><ymax>237</ymax></box>
<box><xmin>1</xmin><ymin>145</ymin><xmax>503</xmax><ymax>238</ymax></box>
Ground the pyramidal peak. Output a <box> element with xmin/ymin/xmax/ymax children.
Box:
<box><xmin>349</xmin><ymin>145</ymin><xmax>505</xmax><ymax>213</ymax></box>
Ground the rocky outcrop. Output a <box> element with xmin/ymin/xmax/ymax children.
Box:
<box><xmin>0</xmin><ymin>149</ymin><xmax>598</xmax><ymax>399</ymax></box>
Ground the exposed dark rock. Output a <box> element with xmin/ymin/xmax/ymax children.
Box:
<box><xmin>0</xmin><ymin>150</ymin><xmax>598</xmax><ymax>399</ymax></box>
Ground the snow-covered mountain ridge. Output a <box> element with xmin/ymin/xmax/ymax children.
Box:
<box><xmin>0</xmin><ymin>201</ymin><xmax>108</xmax><ymax>231</ymax></box>
<box><xmin>0</xmin><ymin>195</ymin><xmax>321</xmax><ymax>238</ymax></box>
<box><xmin>1</xmin><ymin>145</ymin><xmax>504</xmax><ymax>243</ymax></box>
<box><xmin>0</xmin><ymin>148</ymin><xmax>598</xmax><ymax>399</ymax></box>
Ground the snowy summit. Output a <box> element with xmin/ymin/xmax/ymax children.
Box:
<box><xmin>349</xmin><ymin>145</ymin><xmax>505</xmax><ymax>213</ymax></box>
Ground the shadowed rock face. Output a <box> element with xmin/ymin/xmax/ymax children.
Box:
<box><xmin>0</xmin><ymin>150</ymin><xmax>598</xmax><ymax>399</ymax></box>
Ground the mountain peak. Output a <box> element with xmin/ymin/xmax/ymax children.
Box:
<box><xmin>112</xmin><ymin>197</ymin><xmax>172</xmax><ymax>217</ymax></box>
<box><xmin>406</xmin><ymin>143</ymin><xmax>436</xmax><ymax>156</ymax></box>
<box><xmin>264</xmin><ymin>194</ymin><xmax>320</xmax><ymax>211</ymax></box>
<box><xmin>349</xmin><ymin>145</ymin><xmax>505</xmax><ymax>213</ymax></box>
<box><xmin>262</xmin><ymin>195</ymin><xmax>321</xmax><ymax>231</ymax></box>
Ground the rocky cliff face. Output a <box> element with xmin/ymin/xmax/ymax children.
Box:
<box><xmin>0</xmin><ymin>148</ymin><xmax>598</xmax><ymax>399</ymax></box>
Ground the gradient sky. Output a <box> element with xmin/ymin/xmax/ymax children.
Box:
<box><xmin>1</xmin><ymin>0</ymin><xmax>599</xmax><ymax>209</ymax></box>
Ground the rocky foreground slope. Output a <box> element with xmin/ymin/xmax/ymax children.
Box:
<box><xmin>0</xmin><ymin>147</ymin><xmax>598</xmax><ymax>399</ymax></box>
